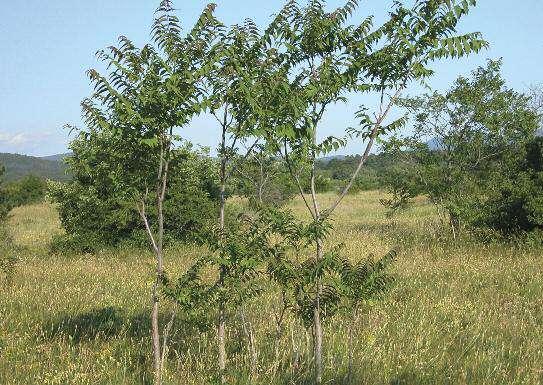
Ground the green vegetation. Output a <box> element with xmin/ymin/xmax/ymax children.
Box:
<box><xmin>48</xmin><ymin>143</ymin><xmax>219</xmax><ymax>252</ymax></box>
<box><xmin>1</xmin><ymin>164</ymin><xmax>48</xmax><ymax>220</ymax></box>
<box><xmin>381</xmin><ymin>60</ymin><xmax>542</xmax><ymax>237</ymax></box>
<box><xmin>2</xmin><ymin>194</ymin><xmax>543</xmax><ymax>385</ymax></box>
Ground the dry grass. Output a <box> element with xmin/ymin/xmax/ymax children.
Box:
<box><xmin>1</xmin><ymin>193</ymin><xmax>543</xmax><ymax>384</ymax></box>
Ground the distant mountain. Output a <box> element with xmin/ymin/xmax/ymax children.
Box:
<box><xmin>318</xmin><ymin>155</ymin><xmax>347</xmax><ymax>163</ymax></box>
<box><xmin>40</xmin><ymin>153</ymin><xmax>72</xmax><ymax>162</ymax></box>
<box><xmin>0</xmin><ymin>153</ymin><xmax>70</xmax><ymax>182</ymax></box>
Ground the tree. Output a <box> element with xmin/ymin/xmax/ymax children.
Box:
<box><xmin>199</xmin><ymin>19</ymin><xmax>265</xmax><ymax>380</ymax></box>
<box><xmin>381</xmin><ymin>60</ymin><xmax>540</xmax><ymax>235</ymax></box>
<box><xmin>254</xmin><ymin>0</ymin><xmax>486</xmax><ymax>382</ymax></box>
<box><xmin>232</xmin><ymin>144</ymin><xmax>297</xmax><ymax>206</ymax></box>
<box><xmin>71</xmin><ymin>2</ymin><xmax>221</xmax><ymax>383</ymax></box>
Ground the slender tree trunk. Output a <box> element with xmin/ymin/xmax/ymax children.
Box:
<box><xmin>313</xmin><ymin>238</ymin><xmax>323</xmax><ymax>385</ymax></box>
<box><xmin>153</xmin><ymin>164</ymin><xmax>166</xmax><ymax>385</ymax></box>
<box><xmin>218</xmin><ymin>151</ymin><xmax>227</xmax><ymax>383</ymax></box>
<box><xmin>152</xmin><ymin>284</ymin><xmax>162</xmax><ymax>385</ymax></box>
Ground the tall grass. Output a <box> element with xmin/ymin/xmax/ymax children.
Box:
<box><xmin>1</xmin><ymin>193</ymin><xmax>542</xmax><ymax>384</ymax></box>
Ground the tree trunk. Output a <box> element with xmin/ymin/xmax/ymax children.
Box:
<box><xmin>218</xmin><ymin>168</ymin><xmax>227</xmax><ymax>383</ymax></box>
<box><xmin>152</xmin><ymin>284</ymin><xmax>162</xmax><ymax>385</ymax></box>
<box><xmin>347</xmin><ymin>312</ymin><xmax>356</xmax><ymax>384</ymax></box>
<box><xmin>153</xmin><ymin>180</ymin><xmax>165</xmax><ymax>385</ymax></box>
<box><xmin>313</xmin><ymin>238</ymin><xmax>323</xmax><ymax>385</ymax></box>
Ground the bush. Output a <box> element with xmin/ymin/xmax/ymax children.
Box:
<box><xmin>472</xmin><ymin>137</ymin><xmax>543</xmax><ymax>234</ymax></box>
<box><xmin>0</xmin><ymin>163</ymin><xmax>47</xmax><ymax>219</ymax></box>
<box><xmin>49</xmin><ymin>148</ymin><xmax>219</xmax><ymax>253</ymax></box>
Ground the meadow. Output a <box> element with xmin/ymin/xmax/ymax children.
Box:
<box><xmin>1</xmin><ymin>191</ymin><xmax>542</xmax><ymax>385</ymax></box>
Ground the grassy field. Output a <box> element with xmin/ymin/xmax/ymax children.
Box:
<box><xmin>1</xmin><ymin>191</ymin><xmax>543</xmax><ymax>385</ymax></box>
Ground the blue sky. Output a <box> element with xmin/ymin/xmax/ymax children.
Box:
<box><xmin>0</xmin><ymin>0</ymin><xmax>541</xmax><ymax>156</ymax></box>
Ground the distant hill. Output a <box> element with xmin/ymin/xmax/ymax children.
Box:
<box><xmin>318</xmin><ymin>155</ymin><xmax>347</xmax><ymax>164</ymax></box>
<box><xmin>0</xmin><ymin>153</ymin><xmax>69</xmax><ymax>182</ymax></box>
<box><xmin>40</xmin><ymin>153</ymin><xmax>72</xmax><ymax>162</ymax></box>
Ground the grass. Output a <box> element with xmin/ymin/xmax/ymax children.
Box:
<box><xmin>1</xmin><ymin>192</ymin><xmax>543</xmax><ymax>384</ymax></box>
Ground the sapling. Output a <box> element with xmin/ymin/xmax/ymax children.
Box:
<box><xmin>75</xmin><ymin>1</ymin><xmax>221</xmax><ymax>382</ymax></box>
<box><xmin>254</xmin><ymin>0</ymin><xmax>487</xmax><ymax>382</ymax></box>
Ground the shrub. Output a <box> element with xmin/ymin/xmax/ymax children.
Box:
<box><xmin>1</xmin><ymin>174</ymin><xmax>48</xmax><ymax>221</ymax></box>
<box><xmin>49</xmin><ymin>147</ymin><xmax>219</xmax><ymax>253</ymax></box>
<box><xmin>472</xmin><ymin>137</ymin><xmax>543</xmax><ymax>234</ymax></box>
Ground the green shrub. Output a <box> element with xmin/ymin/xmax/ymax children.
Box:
<box><xmin>0</xmin><ymin>175</ymin><xmax>47</xmax><ymax>219</ymax></box>
<box><xmin>472</xmin><ymin>137</ymin><xmax>543</xmax><ymax>234</ymax></box>
<box><xmin>49</xmin><ymin>147</ymin><xmax>219</xmax><ymax>253</ymax></box>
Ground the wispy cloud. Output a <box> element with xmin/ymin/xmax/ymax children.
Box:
<box><xmin>0</xmin><ymin>131</ymin><xmax>34</xmax><ymax>146</ymax></box>
<box><xmin>0</xmin><ymin>130</ymin><xmax>68</xmax><ymax>156</ymax></box>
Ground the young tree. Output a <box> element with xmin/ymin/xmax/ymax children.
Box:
<box><xmin>73</xmin><ymin>2</ymin><xmax>221</xmax><ymax>383</ymax></box>
<box><xmin>254</xmin><ymin>0</ymin><xmax>486</xmax><ymax>382</ymax></box>
<box><xmin>200</xmin><ymin>20</ymin><xmax>265</xmax><ymax>380</ymax></box>
<box><xmin>381</xmin><ymin>60</ymin><xmax>540</xmax><ymax>234</ymax></box>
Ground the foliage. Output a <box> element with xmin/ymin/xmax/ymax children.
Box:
<box><xmin>163</xmin><ymin>209</ymin><xmax>275</xmax><ymax>328</ymax></box>
<box><xmin>263</xmin><ymin>208</ymin><xmax>396</xmax><ymax>327</ymax></box>
<box><xmin>249</xmin><ymin>0</ymin><xmax>485</xmax><ymax>381</ymax></box>
<box><xmin>315</xmin><ymin>154</ymin><xmax>393</xmax><ymax>192</ymax></box>
<box><xmin>1</xmin><ymin>166</ymin><xmax>48</xmax><ymax>219</ymax></box>
<box><xmin>473</xmin><ymin>136</ymin><xmax>543</xmax><ymax>234</ymax></box>
<box><xmin>381</xmin><ymin>60</ymin><xmax>541</xmax><ymax>235</ymax></box>
<box><xmin>48</xmin><ymin>140</ymin><xmax>219</xmax><ymax>252</ymax></box>
<box><xmin>231</xmin><ymin>147</ymin><xmax>297</xmax><ymax>206</ymax></box>
<box><xmin>1</xmin><ymin>175</ymin><xmax>47</xmax><ymax>207</ymax></box>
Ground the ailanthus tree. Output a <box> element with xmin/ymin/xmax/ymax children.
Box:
<box><xmin>198</xmin><ymin>19</ymin><xmax>265</xmax><ymax>380</ymax></box>
<box><xmin>253</xmin><ymin>0</ymin><xmax>487</xmax><ymax>382</ymax></box>
<box><xmin>72</xmin><ymin>1</ymin><xmax>222</xmax><ymax>383</ymax></box>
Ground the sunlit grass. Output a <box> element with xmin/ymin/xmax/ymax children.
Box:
<box><xmin>1</xmin><ymin>192</ymin><xmax>542</xmax><ymax>384</ymax></box>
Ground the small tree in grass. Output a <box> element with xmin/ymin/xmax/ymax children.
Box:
<box><xmin>73</xmin><ymin>1</ymin><xmax>221</xmax><ymax>383</ymax></box>
<box><xmin>197</xmin><ymin>19</ymin><xmax>266</xmax><ymax>381</ymax></box>
<box><xmin>381</xmin><ymin>60</ymin><xmax>540</xmax><ymax>236</ymax></box>
<box><xmin>253</xmin><ymin>0</ymin><xmax>486</xmax><ymax>382</ymax></box>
